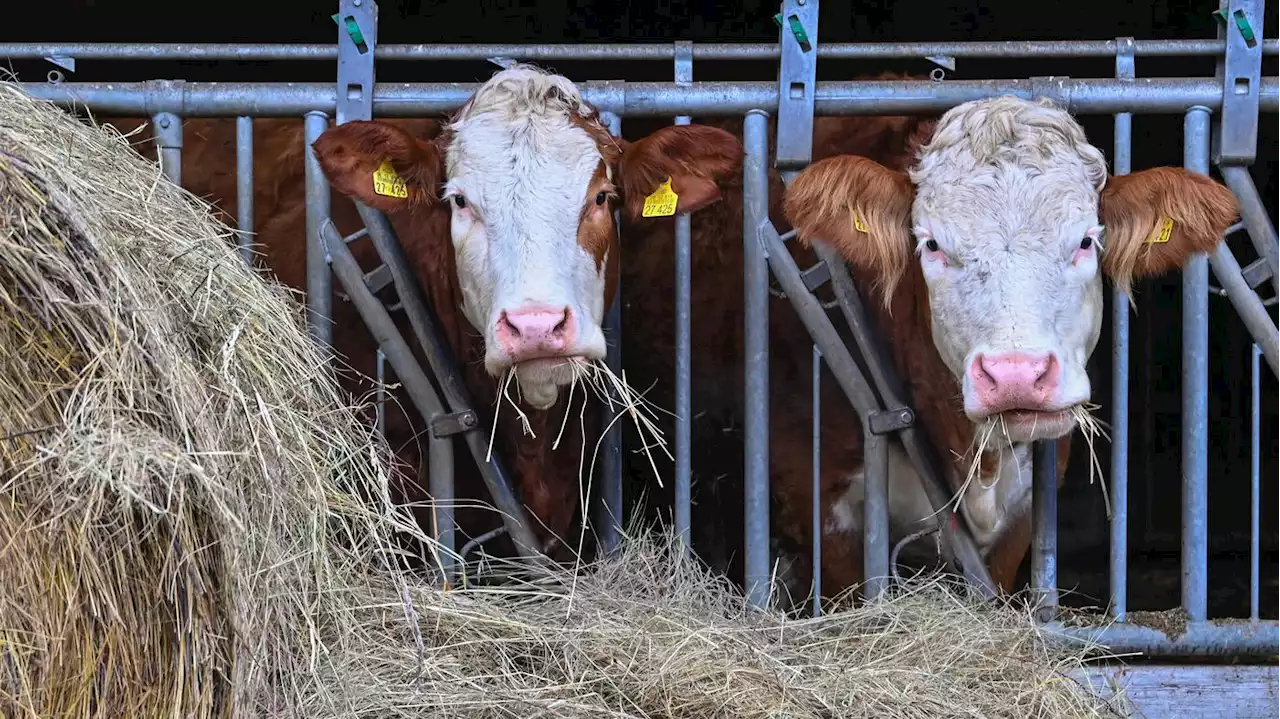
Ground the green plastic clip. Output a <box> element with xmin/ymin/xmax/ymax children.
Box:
<box><xmin>1213</xmin><ymin>8</ymin><xmax>1259</xmax><ymax>48</ymax></box>
<box><xmin>772</xmin><ymin>12</ymin><xmax>811</xmax><ymax>50</ymax></box>
<box><xmin>331</xmin><ymin>13</ymin><xmax>369</xmax><ymax>53</ymax></box>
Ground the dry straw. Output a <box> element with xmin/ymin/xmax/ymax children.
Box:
<box><xmin>0</xmin><ymin>81</ymin><xmax>1123</xmax><ymax>718</ymax></box>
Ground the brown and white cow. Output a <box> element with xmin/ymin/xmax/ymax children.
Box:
<box><xmin>111</xmin><ymin>65</ymin><xmax>742</xmax><ymax>560</ymax></box>
<box><xmin>762</xmin><ymin>95</ymin><xmax>1238</xmax><ymax>601</ymax></box>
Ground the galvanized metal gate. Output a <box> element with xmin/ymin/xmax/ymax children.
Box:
<box><xmin>7</xmin><ymin>0</ymin><xmax>1277</xmax><ymax>669</ymax></box>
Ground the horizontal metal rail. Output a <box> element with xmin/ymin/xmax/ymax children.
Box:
<box><xmin>3</xmin><ymin>39</ymin><xmax>1277</xmax><ymax>62</ymax></box>
<box><xmin>1046</xmin><ymin>620</ymin><xmax>1279</xmax><ymax>658</ymax></box>
<box><xmin>21</xmin><ymin>78</ymin><xmax>1280</xmax><ymax>117</ymax></box>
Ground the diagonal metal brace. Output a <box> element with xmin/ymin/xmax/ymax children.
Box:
<box><xmin>321</xmin><ymin>218</ymin><xmax>547</xmax><ymax>565</ymax></box>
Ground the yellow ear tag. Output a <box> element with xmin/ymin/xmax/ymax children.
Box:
<box><xmin>373</xmin><ymin>160</ymin><xmax>409</xmax><ymax>199</ymax></box>
<box><xmin>1145</xmin><ymin>216</ymin><xmax>1174</xmax><ymax>244</ymax></box>
<box><xmin>642</xmin><ymin>177</ymin><xmax>679</xmax><ymax>218</ymax></box>
<box><xmin>852</xmin><ymin>211</ymin><xmax>869</xmax><ymax>233</ymax></box>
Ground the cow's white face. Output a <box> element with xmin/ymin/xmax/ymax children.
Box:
<box><xmin>909</xmin><ymin>98</ymin><xmax>1110</xmax><ymax>441</ymax></box>
<box><xmin>442</xmin><ymin>70</ymin><xmax>618</xmax><ymax>409</ymax></box>
<box><xmin>784</xmin><ymin>94</ymin><xmax>1237</xmax><ymax>445</ymax></box>
<box><xmin>313</xmin><ymin>64</ymin><xmax>745</xmax><ymax>413</ymax></box>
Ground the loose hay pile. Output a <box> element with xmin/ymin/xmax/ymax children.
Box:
<box><xmin>0</xmin><ymin>82</ymin><xmax>1119</xmax><ymax>719</ymax></box>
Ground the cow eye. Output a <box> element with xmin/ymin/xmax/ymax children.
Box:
<box><xmin>1079</xmin><ymin>236</ymin><xmax>1093</xmax><ymax>250</ymax></box>
<box><xmin>453</xmin><ymin>195</ymin><xmax>467</xmax><ymax>209</ymax></box>
<box><xmin>595</xmin><ymin>191</ymin><xmax>608</xmax><ymax>206</ymax></box>
<box><xmin>924</xmin><ymin>239</ymin><xmax>940</xmax><ymax>253</ymax></box>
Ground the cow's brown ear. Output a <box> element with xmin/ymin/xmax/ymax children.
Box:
<box><xmin>1099</xmin><ymin>167</ymin><xmax>1237</xmax><ymax>295</ymax></box>
<box><xmin>312</xmin><ymin>120</ymin><xmax>444</xmax><ymax>213</ymax></box>
<box><xmin>617</xmin><ymin>124</ymin><xmax>743</xmax><ymax>222</ymax></box>
<box><xmin>783</xmin><ymin>154</ymin><xmax>915</xmax><ymax>308</ymax></box>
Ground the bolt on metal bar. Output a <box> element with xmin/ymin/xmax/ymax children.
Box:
<box><xmin>1110</xmin><ymin>36</ymin><xmax>1134</xmax><ymax>624</ymax></box>
<box><xmin>1032</xmin><ymin>439</ymin><xmax>1059</xmax><ymax>619</ymax></box>
<box><xmin>21</xmin><ymin>78</ymin><xmax>1280</xmax><ymax>117</ymax></box>
<box><xmin>303</xmin><ymin>111</ymin><xmax>334</xmax><ymax>349</ymax></box>
<box><xmin>673</xmin><ymin>42</ymin><xmax>693</xmax><ymax>556</ymax></box>
<box><xmin>811</xmin><ymin>344</ymin><xmax>823</xmax><ymax>617</ymax></box>
<box><xmin>1182</xmin><ymin>105</ymin><xmax>1212</xmax><ymax>625</ymax></box>
<box><xmin>1250</xmin><ymin>343</ymin><xmax>1261</xmax><ymax>621</ymax></box>
<box><xmin>235</xmin><ymin>116</ymin><xmax>254</xmax><ymax>265</ymax></box>
<box><xmin>597</xmin><ymin>112</ymin><xmax>625</xmax><ymax>556</ymax></box>
<box><xmin>742</xmin><ymin>109</ymin><xmax>772</xmax><ymax>610</ymax></box>
<box><xmin>3</xmin><ymin>39</ymin><xmax>1277</xmax><ymax>62</ymax></box>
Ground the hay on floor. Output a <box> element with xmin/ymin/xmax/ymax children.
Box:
<box><xmin>0</xmin><ymin>81</ymin><xmax>1121</xmax><ymax>719</ymax></box>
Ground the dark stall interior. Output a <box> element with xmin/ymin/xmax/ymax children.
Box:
<box><xmin>5</xmin><ymin>0</ymin><xmax>1276</xmax><ymax>619</ymax></box>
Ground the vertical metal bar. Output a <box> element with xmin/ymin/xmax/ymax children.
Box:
<box><xmin>862</xmin><ymin>429</ymin><xmax>889</xmax><ymax>600</ymax></box>
<box><xmin>1181</xmin><ymin>105</ymin><xmax>1212</xmax><ymax>624</ymax></box>
<box><xmin>1110</xmin><ymin>37</ymin><xmax>1135</xmax><ymax>623</ymax></box>
<box><xmin>743</xmin><ymin>109</ymin><xmax>772</xmax><ymax>609</ymax></box>
<box><xmin>811</xmin><ymin>344</ymin><xmax>822</xmax><ymax>616</ymax></box>
<box><xmin>303</xmin><ymin>111</ymin><xmax>334</xmax><ymax>348</ymax></box>
<box><xmin>673</xmin><ymin>41</ymin><xmax>694</xmax><ymax>555</ymax></box>
<box><xmin>1250</xmin><ymin>342</ymin><xmax>1261</xmax><ymax>620</ymax></box>
<box><xmin>429</xmin><ymin>433</ymin><xmax>456</xmax><ymax>581</ymax></box>
<box><xmin>598</xmin><ymin>111</ymin><xmax>624</xmax><ymax>556</ymax></box>
<box><xmin>1032</xmin><ymin>439</ymin><xmax>1059</xmax><ymax>618</ymax></box>
<box><xmin>151</xmin><ymin>112</ymin><xmax>182</xmax><ymax>187</ymax></box>
<box><xmin>235</xmin><ymin>116</ymin><xmax>254</xmax><ymax>265</ymax></box>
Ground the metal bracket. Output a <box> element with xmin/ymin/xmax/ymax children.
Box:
<box><xmin>1116</xmin><ymin>36</ymin><xmax>1136</xmax><ymax>85</ymax></box>
<box><xmin>335</xmin><ymin>0</ymin><xmax>377</xmax><ymax>125</ymax></box>
<box><xmin>799</xmin><ymin>260</ymin><xmax>831</xmax><ymax>292</ymax></box>
<box><xmin>430</xmin><ymin>409</ymin><xmax>480</xmax><ymax>438</ymax></box>
<box><xmin>1029</xmin><ymin>76</ymin><xmax>1073</xmax><ymax>110</ymax></box>
<box><xmin>1213</xmin><ymin>0</ymin><xmax>1263</xmax><ymax>165</ymax></box>
<box><xmin>867</xmin><ymin>407</ymin><xmax>916</xmax><ymax>435</ymax></box>
<box><xmin>774</xmin><ymin>0</ymin><xmax>819</xmax><ymax>174</ymax></box>
<box><xmin>43</xmin><ymin>55</ymin><xmax>75</xmax><ymax>73</ymax></box>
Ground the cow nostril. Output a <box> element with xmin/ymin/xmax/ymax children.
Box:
<box><xmin>971</xmin><ymin>353</ymin><xmax>995</xmax><ymax>385</ymax></box>
<box><xmin>553</xmin><ymin>308</ymin><xmax>570</xmax><ymax>336</ymax></box>
<box><xmin>499</xmin><ymin>311</ymin><xmax>521</xmax><ymax>338</ymax></box>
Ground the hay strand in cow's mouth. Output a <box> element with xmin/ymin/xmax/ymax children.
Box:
<box><xmin>1071</xmin><ymin>402</ymin><xmax>1112</xmax><ymax>519</ymax></box>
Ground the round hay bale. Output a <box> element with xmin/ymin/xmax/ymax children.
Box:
<box><xmin>0</xmin><ymin>82</ymin><xmax>417</xmax><ymax>717</ymax></box>
<box><xmin>0</xmin><ymin>82</ymin><xmax>1122</xmax><ymax>718</ymax></box>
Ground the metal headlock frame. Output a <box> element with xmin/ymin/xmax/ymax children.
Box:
<box><xmin>12</xmin><ymin>0</ymin><xmax>1278</xmax><ymax>658</ymax></box>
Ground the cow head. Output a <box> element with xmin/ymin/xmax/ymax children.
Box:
<box><xmin>785</xmin><ymin>96</ymin><xmax>1237</xmax><ymax>443</ymax></box>
<box><xmin>313</xmin><ymin>65</ymin><xmax>740</xmax><ymax>410</ymax></box>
